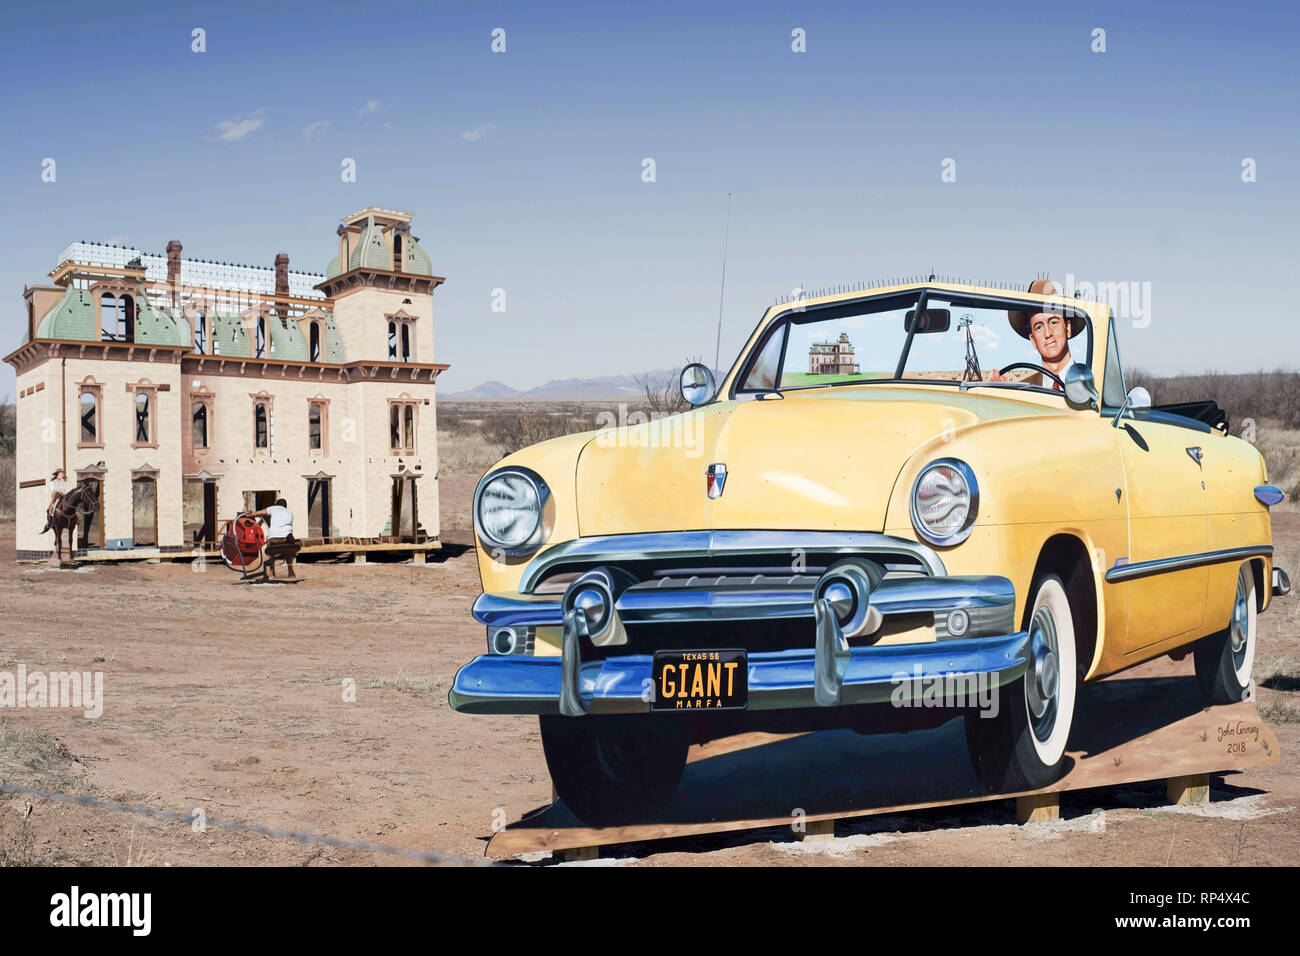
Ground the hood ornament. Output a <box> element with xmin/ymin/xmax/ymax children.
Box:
<box><xmin>707</xmin><ymin>463</ymin><xmax>727</xmax><ymax>499</ymax></box>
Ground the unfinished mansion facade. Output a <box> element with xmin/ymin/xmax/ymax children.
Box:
<box><xmin>6</xmin><ymin>207</ymin><xmax>449</xmax><ymax>561</ymax></box>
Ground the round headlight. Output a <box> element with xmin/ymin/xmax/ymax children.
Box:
<box><xmin>910</xmin><ymin>458</ymin><xmax>978</xmax><ymax>547</ymax></box>
<box><xmin>473</xmin><ymin>467</ymin><xmax>550</xmax><ymax>556</ymax></box>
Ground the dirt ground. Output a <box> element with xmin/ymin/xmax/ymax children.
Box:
<box><xmin>0</xmin><ymin>505</ymin><xmax>1297</xmax><ymax>867</ymax></box>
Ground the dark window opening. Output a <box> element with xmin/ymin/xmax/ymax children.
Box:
<box><xmin>309</xmin><ymin>322</ymin><xmax>321</xmax><ymax>363</ymax></box>
<box><xmin>388</xmin><ymin>321</ymin><xmax>397</xmax><ymax>360</ymax></box>
<box><xmin>307</xmin><ymin>478</ymin><xmax>331</xmax><ymax>539</ymax></box>
<box><xmin>255</xmin><ymin>317</ymin><xmax>267</xmax><ymax>358</ymax></box>
<box><xmin>254</xmin><ymin>403</ymin><xmax>268</xmax><ymax>448</ymax></box>
<box><xmin>400</xmin><ymin>323</ymin><xmax>411</xmax><ymax>362</ymax></box>
<box><xmin>194</xmin><ymin>311</ymin><xmax>207</xmax><ymax>353</ymax></box>
<box><xmin>193</xmin><ymin>402</ymin><xmax>209</xmax><ymax>448</ymax></box>
<box><xmin>101</xmin><ymin>294</ymin><xmax>135</xmax><ymax>342</ymax></box>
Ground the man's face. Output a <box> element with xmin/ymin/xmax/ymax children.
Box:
<box><xmin>1029</xmin><ymin>312</ymin><xmax>1071</xmax><ymax>363</ymax></box>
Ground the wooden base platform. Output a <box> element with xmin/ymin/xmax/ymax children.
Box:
<box><xmin>488</xmin><ymin>676</ymin><xmax>1280</xmax><ymax>861</ymax></box>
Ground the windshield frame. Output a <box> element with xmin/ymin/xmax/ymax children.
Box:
<box><xmin>728</xmin><ymin>286</ymin><xmax>1095</xmax><ymax>400</ymax></box>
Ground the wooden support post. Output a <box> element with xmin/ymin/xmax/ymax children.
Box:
<box><xmin>797</xmin><ymin>818</ymin><xmax>836</xmax><ymax>842</ymax></box>
<box><xmin>1167</xmin><ymin>773</ymin><xmax>1210</xmax><ymax>806</ymax></box>
<box><xmin>557</xmin><ymin>845</ymin><xmax>599</xmax><ymax>862</ymax></box>
<box><xmin>412</xmin><ymin>550</ymin><xmax>426</xmax><ymax>565</ymax></box>
<box><xmin>353</xmin><ymin>552</ymin><xmax>366</xmax><ymax>565</ymax></box>
<box><xmin>1016</xmin><ymin>792</ymin><xmax>1059</xmax><ymax>824</ymax></box>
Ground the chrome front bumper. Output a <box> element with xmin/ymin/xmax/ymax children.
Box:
<box><xmin>450</xmin><ymin>540</ymin><xmax>1026</xmax><ymax>715</ymax></box>
<box><xmin>449</xmin><ymin>632</ymin><xmax>1030</xmax><ymax>715</ymax></box>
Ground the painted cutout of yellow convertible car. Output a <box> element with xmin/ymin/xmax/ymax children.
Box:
<box><xmin>450</xmin><ymin>278</ymin><xmax>1291</xmax><ymax>826</ymax></box>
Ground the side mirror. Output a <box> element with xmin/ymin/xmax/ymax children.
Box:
<box><xmin>1112</xmin><ymin>384</ymin><xmax>1152</xmax><ymax>426</ymax></box>
<box><xmin>1127</xmin><ymin>386</ymin><xmax>1152</xmax><ymax>411</ymax></box>
<box><xmin>679</xmin><ymin>363</ymin><xmax>716</xmax><ymax>407</ymax></box>
<box><xmin>1062</xmin><ymin>363</ymin><xmax>1099</xmax><ymax>410</ymax></box>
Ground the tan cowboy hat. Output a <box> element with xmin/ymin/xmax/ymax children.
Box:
<box><xmin>1007</xmin><ymin>278</ymin><xmax>1083</xmax><ymax>340</ymax></box>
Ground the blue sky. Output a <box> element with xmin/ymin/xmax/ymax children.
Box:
<box><xmin>3</xmin><ymin>0</ymin><xmax>1297</xmax><ymax>396</ymax></box>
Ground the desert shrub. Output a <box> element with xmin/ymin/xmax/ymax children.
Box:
<box><xmin>0</xmin><ymin>400</ymin><xmax>14</xmax><ymax>520</ymax></box>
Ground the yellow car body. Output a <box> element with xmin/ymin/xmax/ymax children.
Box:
<box><xmin>450</xmin><ymin>279</ymin><xmax>1287</xmax><ymax>819</ymax></box>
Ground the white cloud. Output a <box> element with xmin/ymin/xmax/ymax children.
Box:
<box><xmin>213</xmin><ymin>112</ymin><xmax>265</xmax><ymax>142</ymax></box>
<box><xmin>359</xmin><ymin>99</ymin><xmax>380</xmax><ymax>116</ymax></box>
<box><xmin>303</xmin><ymin>120</ymin><xmax>331</xmax><ymax>140</ymax></box>
<box><xmin>460</xmin><ymin>122</ymin><xmax>496</xmax><ymax>142</ymax></box>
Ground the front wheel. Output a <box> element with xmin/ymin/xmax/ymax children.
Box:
<box><xmin>540</xmin><ymin>714</ymin><xmax>690</xmax><ymax>826</ymax></box>
<box><xmin>1194</xmin><ymin>562</ymin><xmax>1257</xmax><ymax>706</ymax></box>
<box><xmin>965</xmin><ymin>573</ymin><xmax>1078</xmax><ymax>792</ymax></box>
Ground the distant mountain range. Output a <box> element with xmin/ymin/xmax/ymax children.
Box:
<box><xmin>443</xmin><ymin>369</ymin><xmax>688</xmax><ymax>401</ymax></box>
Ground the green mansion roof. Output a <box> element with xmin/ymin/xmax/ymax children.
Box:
<box><xmin>325</xmin><ymin>213</ymin><xmax>434</xmax><ymax>278</ymax></box>
<box><xmin>35</xmin><ymin>283</ymin><xmax>186</xmax><ymax>346</ymax></box>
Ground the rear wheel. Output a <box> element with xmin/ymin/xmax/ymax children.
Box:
<box><xmin>1194</xmin><ymin>562</ymin><xmax>1257</xmax><ymax>705</ymax></box>
<box><xmin>540</xmin><ymin>714</ymin><xmax>690</xmax><ymax>826</ymax></box>
<box><xmin>965</xmin><ymin>573</ymin><xmax>1078</xmax><ymax>792</ymax></box>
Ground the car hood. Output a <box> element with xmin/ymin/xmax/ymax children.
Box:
<box><xmin>574</xmin><ymin>386</ymin><xmax>1022</xmax><ymax>536</ymax></box>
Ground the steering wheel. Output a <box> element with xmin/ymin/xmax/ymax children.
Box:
<box><xmin>996</xmin><ymin>362</ymin><xmax>1065</xmax><ymax>390</ymax></box>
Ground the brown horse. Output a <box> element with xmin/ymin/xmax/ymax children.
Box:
<box><xmin>49</xmin><ymin>481</ymin><xmax>98</xmax><ymax>567</ymax></box>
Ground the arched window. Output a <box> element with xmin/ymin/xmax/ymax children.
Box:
<box><xmin>100</xmin><ymin>294</ymin><xmax>118</xmax><ymax>341</ymax></box>
<box><xmin>389</xmin><ymin>403</ymin><xmax>401</xmax><ymax>449</ymax></box>
<box><xmin>254</xmin><ymin>403</ymin><xmax>268</xmax><ymax>448</ymax></box>
<box><xmin>403</xmin><ymin>404</ymin><xmax>415</xmax><ymax>451</ymax></box>
<box><xmin>393</xmin><ymin>234</ymin><xmax>403</xmax><ymax>272</ymax></box>
<box><xmin>193</xmin><ymin>402</ymin><xmax>209</xmax><ymax>448</ymax></box>
<box><xmin>134</xmin><ymin>392</ymin><xmax>151</xmax><ymax>442</ymax></box>
<box><xmin>79</xmin><ymin>391</ymin><xmax>98</xmax><ymax>443</ymax></box>
<box><xmin>387</xmin><ymin>321</ymin><xmax>397</xmax><ymax>360</ymax></box>
<box><xmin>400</xmin><ymin>323</ymin><xmax>411</xmax><ymax>362</ymax></box>
<box><xmin>193</xmin><ymin>310</ymin><xmax>207</xmax><ymax>354</ymax></box>
<box><xmin>255</xmin><ymin>317</ymin><xmax>267</xmax><ymax>358</ymax></box>
<box><xmin>308</xmin><ymin>402</ymin><xmax>323</xmax><ymax>450</ymax></box>
<box><xmin>309</xmin><ymin>321</ymin><xmax>321</xmax><ymax>363</ymax></box>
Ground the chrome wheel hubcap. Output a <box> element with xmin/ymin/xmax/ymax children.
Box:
<box><xmin>1026</xmin><ymin>607</ymin><xmax>1060</xmax><ymax>738</ymax></box>
<box><xmin>1230</xmin><ymin>571</ymin><xmax>1251</xmax><ymax>672</ymax></box>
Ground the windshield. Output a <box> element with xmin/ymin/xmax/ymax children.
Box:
<box><xmin>737</xmin><ymin>290</ymin><xmax>1092</xmax><ymax>393</ymax></box>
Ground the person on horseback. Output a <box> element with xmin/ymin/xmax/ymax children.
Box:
<box><xmin>41</xmin><ymin>468</ymin><xmax>69</xmax><ymax>534</ymax></box>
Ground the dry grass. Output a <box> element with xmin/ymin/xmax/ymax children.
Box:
<box><xmin>436</xmin><ymin>430</ymin><xmax>503</xmax><ymax>475</ymax></box>
<box><xmin>1257</xmin><ymin>655</ymin><xmax>1300</xmax><ymax>724</ymax></box>
<box><xmin>366</xmin><ymin>671</ymin><xmax>453</xmax><ymax>702</ymax></box>
<box><xmin>0</xmin><ymin>809</ymin><xmax>36</xmax><ymax>867</ymax></box>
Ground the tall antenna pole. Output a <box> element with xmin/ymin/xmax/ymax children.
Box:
<box><xmin>713</xmin><ymin>192</ymin><xmax>732</xmax><ymax>373</ymax></box>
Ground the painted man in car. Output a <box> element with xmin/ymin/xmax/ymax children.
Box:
<box><xmin>987</xmin><ymin>278</ymin><xmax>1077</xmax><ymax>390</ymax></box>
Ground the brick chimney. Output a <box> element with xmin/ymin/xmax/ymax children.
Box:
<box><xmin>166</xmin><ymin>240</ymin><xmax>182</xmax><ymax>305</ymax></box>
<box><xmin>274</xmin><ymin>252</ymin><xmax>290</xmax><ymax>319</ymax></box>
<box><xmin>274</xmin><ymin>253</ymin><xmax>289</xmax><ymax>297</ymax></box>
